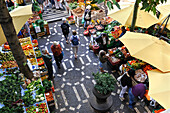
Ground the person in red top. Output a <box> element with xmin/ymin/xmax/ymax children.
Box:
<box><xmin>51</xmin><ymin>41</ymin><xmax>63</xmax><ymax>69</ymax></box>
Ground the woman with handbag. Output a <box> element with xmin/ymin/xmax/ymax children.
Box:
<box><xmin>118</xmin><ymin>69</ymin><xmax>135</xmax><ymax>100</ymax></box>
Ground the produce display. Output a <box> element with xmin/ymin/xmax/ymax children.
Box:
<box><xmin>0</xmin><ymin>74</ymin><xmax>24</xmax><ymax>112</ymax></box>
<box><xmin>26</xmin><ymin>79</ymin><xmax>41</xmax><ymax>91</ymax></box>
<box><xmin>69</xmin><ymin>2</ymin><xmax>78</xmax><ymax>10</ymax></box>
<box><xmin>0</xmin><ymin>73</ymin><xmax>3</xmax><ymax>77</ymax></box>
<box><xmin>45</xmin><ymin>91</ymin><xmax>54</xmax><ymax>102</ymax></box>
<box><xmin>42</xmin><ymin>79</ymin><xmax>52</xmax><ymax>92</ymax></box>
<box><xmin>37</xmin><ymin>58</ymin><xmax>44</xmax><ymax>66</ymax></box>
<box><xmin>28</xmin><ymin>58</ymin><xmax>37</xmax><ymax>65</ymax></box>
<box><xmin>95</xmin><ymin>25</ymin><xmax>104</xmax><ymax>31</ymax></box>
<box><xmin>0</xmin><ymin>51</ymin><xmax>15</xmax><ymax>61</ymax></box>
<box><xmin>89</xmin><ymin>29</ymin><xmax>96</xmax><ymax>34</ymax></box>
<box><xmin>35</xmin><ymin>94</ymin><xmax>45</xmax><ymax>102</ymax></box>
<box><xmin>22</xmin><ymin>90</ymin><xmax>35</xmax><ymax>106</ymax></box>
<box><xmin>24</xmin><ymin>49</ymin><xmax>35</xmax><ymax>58</ymax></box>
<box><xmin>35</xmin><ymin>50</ymin><xmax>42</xmax><ymax>58</ymax></box>
<box><xmin>1</xmin><ymin>61</ymin><xmax>18</xmax><ymax>69</ymax></box>
<box><xmin>6</xmin><ymin>67</ymin><xmax>18</xmax><ymax>74</ymax></box>
<box><xmin>26</xmin><ymin>103</ymin><xmax>48</xmax><ymax>113</ymax></box>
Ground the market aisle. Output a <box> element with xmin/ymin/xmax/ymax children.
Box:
<box><xmin>38</xmin><ymin>21</ymin><xmax>153</xmax><ymax>113</ymax></box>
<box><xmin>42</xmin><ymin>4</ymin><xmax>68</xmax><ymax>23</ymax></box>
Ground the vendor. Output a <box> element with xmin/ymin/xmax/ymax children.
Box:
<box><xmin>119</xmin><ymin>26</ymin><xmax>127</xmax><ymax>38</ymax></box>
<box><xmin>84</xmin><ymin>5</ymin><xmax>91</xmax><ymax>29</ymax></box>
<box><xmin>95</xmin><ymin>33</ymin><xmax>110</xmax><ymax>52</ymax></box>
<box><xmin>115</xmin><ymin>26</ymin><xmax>126</xmax><ymax>47</ymax></box>
<box><xmin>6</xmin><ymin>0</ymin><xmax>14</xmax><ymax>7</ymax></box>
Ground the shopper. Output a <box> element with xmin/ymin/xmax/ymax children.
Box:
<box><xmin>6</xmin><ymin>0</ymin><xmax>14</xmax><ymax>7</ymax></box>
<box><xmin>95</xmin><ymin>33</ymin><xmax>110</xmax><ymax>52</ymax></box>
<box><xmin>51</xmin><ymin>0</ymin><xmax>55</xmax><ymax>8</ymax></box>
<box><xmin>84</xmin><ymin>5</ymin><xmax>91</xmax><ymax>29</ymax></box>
<box><xmin>42</xmin><ymin>49</ymin><xmax>54</xmax><ymax>81</ymax></box>
<box><xmin>51</xmin><ymin>41</ymin><xmax>63</xmax><ymax>69</ymax></box>
<box><xmin>99</xmin><ymin>50</ymin><xmax>109</xmax><ymax>72</ymax></box>
<box><xmin>55</xmin><ymin>0</ymin><xmax>63</xmax><ymax>9</ymax></box>
<box><xmin>61</xmin><ymin>17</ymin><xmax>70</xmax><ymax>44</ymax></box>
<box><xmin>119</xmin><ymin>26</ymin><xmax>127</xmax><ymax>38</ymax></box>
<box><xmin>128</xmin><ymin>83</ymin><xmax>146</xmax><ymax>110</ymax></box>
<box><xmin>70</xmin><ymin>30</ymin><xmax>80</xmax><ymax>59</ymax></box>
<box><xmin>118</xmin><ymin>69</ymin><xmax>135</xmax><ymax>100</ymax></box>
<box><xmin>37</xmin><ymin>0</ymin><xmax>44</xmax><ymax>12</ymax></box>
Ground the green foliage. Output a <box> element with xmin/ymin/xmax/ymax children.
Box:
<box><xmin>140</xmin><ymin>0</ymin><xmax>167</xmax><ymax>15</ymax></box>
<box><xmin>0</xmin><ymin>74</ymin><xmax>24</xmax><ymax>112</ymax></box>
<box><xmin>93</xmin><ymin>72</ymin><xmax>116</xmax><ymax>95</ymax></box>
<box><xmin>97</xmin><ymin>0</ymin><xmax>120</xmax><ymax>10</ymax></box>
<box><xmin>69</xmin><ymin>2</ymin><xmax>78</xmax><ymax>10</ymax></box>
<box><xmin>36</xmin><ymin>85</ymin><xmax>45</xmax><ymax>95</ymax></box>
<box><xmin>42</xmin><ymin>79</ymin><xmax>52</xmax><ymax>90</ymax></box>
<box><xmin>22</xmin><ymin>90</ymin><xmax>35</xmax><ymax>106</ymax></box>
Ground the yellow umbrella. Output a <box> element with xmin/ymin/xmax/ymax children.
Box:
<box><xmin>148</xmin><ymin>69</ymin><xmax>170</xmax><ymax>109</ymax></box>
<box><xmin>119</xmin><ymin>31</ymin><xmax>170</xmax><ymax>72</ymax></box>
<box><xmin>157</xmin><ymin>3</ymin><xmax>170</xmax><ymax>30</ymax></box>
<box><xmin>108</xmin><ymin>4</ymin><xmax>159</xmax><ymax>28</ymax></box>
<box><xmin>0</xmin><ymin>4</ymin><xmax>33</xmax><ymax>45</ymax></box>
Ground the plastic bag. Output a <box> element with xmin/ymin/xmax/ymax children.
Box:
<box><xmin>81</xmin><ymin>18</ymin><xmax>85</xmax><ymax>24</ymax></box>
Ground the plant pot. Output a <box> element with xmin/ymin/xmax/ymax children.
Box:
<box><xmin>90</xmin><ymin>87</ymin><xmax>113</xmax><ymax>113</ymax></box>
<box><xmin>93</xmin><ymin>87</ymin><xmax>111</xmax><ymax>103</ymax></box>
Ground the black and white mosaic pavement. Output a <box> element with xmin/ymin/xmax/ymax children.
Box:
<box><xmin>38</xmin><ymin>21</ymin><xmax>153</xmax><ymax>113</ymax></box>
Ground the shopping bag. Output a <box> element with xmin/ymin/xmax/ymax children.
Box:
<box><xmin>81</xmin><ymin>18</ymin><xmax>85</xmax><ymax>24</ymax></box>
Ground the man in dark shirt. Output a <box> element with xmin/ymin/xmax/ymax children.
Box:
<box><xmin>42</xmin><ymin>49</ymin><xmax>53</xmax><ymax>81</ymax></box>
<box><xmin>119</xmin><ymin>69</ymin><xmax>135</xmax><ymax>100</ymax></box>
<box><xmin>128</xmin><ymin>83</ymin><xmax>146</xmax><ymax>110</ymax></box>
<box><xmin>61</xmin><ymin>18</ymin><xmax>70</xmax><ymax>44</ymax></box>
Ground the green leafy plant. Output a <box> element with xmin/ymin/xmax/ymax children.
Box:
<box><xmin>93</xmin><ymin>72</ymin><xmax>116</xmax><ymax>95</ymax></box>
<box><xmin>22</xmin><ymin>90</ymin><xmax>35</xmax><ymax>107</ymax></box>
<box><xmin>42</xmin><ymin>79</ymin><xmax>52</xmax><ymax>91</ymax></box>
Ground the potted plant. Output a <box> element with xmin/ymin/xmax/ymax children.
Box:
<box><xmin>90</xmin><ymin>72</ymin><xmax>116</xmax><ymax>112</ymax></box>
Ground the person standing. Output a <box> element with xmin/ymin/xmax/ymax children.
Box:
<box><xmin>55</xmin><ymin>0</ymin><xmax>63</xmax><ymax>9</ymax></box>
<box><xmin>84</xmin><ymin>5</ymin><xmax>91</xmax><ymax>29</ymax></box>
<box><xmin>61</xmin><ymin>17</ymin><xmax>70</xmax><ymax>44</ymax></box>
<box><xmin>98</xmin><ymin>50</ymin><xmax>109</xmax><ymax>72</ymax></box>
<box><xmin>70</xmin><ymin>30</ymin><xmax>80</xmax><ymax>59</ymax></box>
<box><xmin>128</xmin><ymin>83</ymin><xmax>146</xmax><ymax>111</ymax></box>
<box><xmin>95</xmin><ymin>33</ymin><xmax>110</xmax><ymax>52</ymax></box>
<box><xmin>51</xmin><ymin>41</ymin><xmax>63</xmax><ymax>69</ymax></box>
<box><xmin>42</xmin><ymin>49</ymin><xmax>54</xmax><ymax>81</ymax></box>
<box><xmin>118</xmin><ymin>69</ymin><xmax>135</xmax><ymax>100</ymax></box>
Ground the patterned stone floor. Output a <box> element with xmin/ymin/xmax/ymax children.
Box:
<box><xmin>38</xmin><ymin>21</ymin><xmax>153</xmax><ymax>113</ymax></box>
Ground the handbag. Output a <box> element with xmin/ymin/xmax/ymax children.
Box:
<box><xmin>117</xmin><ymin>72</ymin><xmax>126</xmax><ymax>81</ymax></box>
<box><xmin>81</xmin><ymin>18</ymin><xmax>85</xmax><ymax>24</ymax></box>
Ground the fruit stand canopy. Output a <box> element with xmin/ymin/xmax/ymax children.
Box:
<box><xmin>0</xmin><ymin>4</ymin><xmax>33</xmax><ymax>46</ymax></box>
<box><xmin>108</xmin><ymin>3</ymin><xmax>158</xmax><ymax>28</ymax></box>
<box><xmin>119</xmin><ymin>31</ymin><xmax>170</xmax><ymax>72</ymax></box>
<box><xmin>148</xmin><ymin>69</ymin><xmax>170</xmax><ymax>109</ymax></box>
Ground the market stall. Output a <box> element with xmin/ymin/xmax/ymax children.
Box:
<box><xmin>0</xmin><ymin>36</ymin><xmax>55</xmax><ymax>112</ymax></box>
<box><xmin>66</xmin><ymin>0</ymin><xmax>104</xmax><ymax>26</ymax></box>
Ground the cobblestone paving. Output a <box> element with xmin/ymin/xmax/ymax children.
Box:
<box><xmin>38</xmin><ymin>21</ymin><xmax>153</xmax><ymax>113</ymax></box>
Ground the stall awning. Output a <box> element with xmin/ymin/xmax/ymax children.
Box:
<box><xmin>0</xmin><ymin>4</ymin><xmax>33</xmax><ymax>46</ymax></box>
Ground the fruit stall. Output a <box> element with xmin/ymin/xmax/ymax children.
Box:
<box><xmin>0</xmin><ymin>36</ymin><xmax>55</xmax><ymax>112</ymax></box>
<box><xmin>66</xmin><ymin>0</ymin><xmax>103</xmax><ymax>26</ymax></box>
